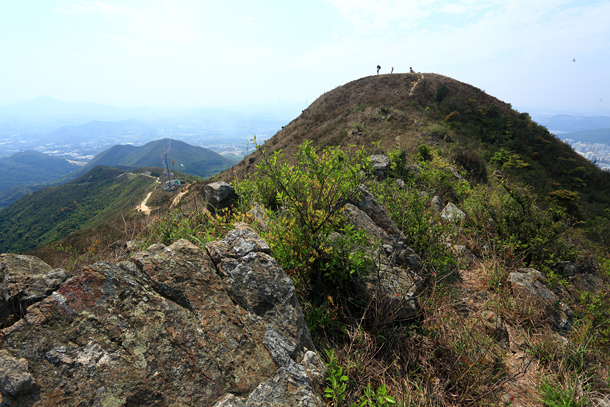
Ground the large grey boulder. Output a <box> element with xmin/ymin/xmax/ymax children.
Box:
<box><xmin>568</xmin><ymin>273</ymin><xmax>604</xmax><ymax>298</ymax></box>
<box><xmin>553</xmin><ymin>261</ymin><xmax>581</xmax><ymax>277</ymax></box>
<box><xmin>343</xmin><ymin>203</ymin><xmax>393</xmax><ymax>247</ymax></box>
<box><xmin>508</xmin><ymin>268</ymin><xmax>557</xmax><ymax>305</ymax></box>
<box><xmin>440</xmin><ymin>202</ymin><xmax>466</xmax><ymax>221</ymax></box>
<box><xmin>0</xmin><ymin>351</ymin><xmax>37</xmax><ymax>397</ymax></box>
<box><xmin>205</xmin><ymin>181</ymin><xmax>239</xmax><ymax>212</ymax></box>
<box><xmin>369</xmin><ymin>155</ymin><xmax>391</xmax><ymax>180</ymax></box>
<box><xmin>508</xmin><ymin>268</ymin><xmax>573</xmax><ymax>333</ymax></box>
<box><xmin>350</xmin><ymin>185</ymin><xmax>406</xmax><ymax>243</ymax></box>
<box><xmin>353</xmin><ymin>262</ymin><xmax>419</xmax><ymax>320</ymax></box>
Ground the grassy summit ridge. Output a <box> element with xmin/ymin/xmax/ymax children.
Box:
<box><xmin>223</xmin><ymin>73</ymin><xmax>610</xmax><ymax>223</ymax></box>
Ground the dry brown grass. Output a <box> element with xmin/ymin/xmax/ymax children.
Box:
<box><xmin>217</xmin><ymin>73</ymin><xmax>516</xmax><ymax>183</ymax></box>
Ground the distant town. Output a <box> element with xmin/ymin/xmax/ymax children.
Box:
<box><xmin>563</xmin><ymin>139</ymin><xmax>610</xmax><ymax>171</ymax></box>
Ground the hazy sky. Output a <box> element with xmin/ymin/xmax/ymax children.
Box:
<box><xmin>1</xmin><ymin>0</ymin><xmax>609</xmax><ymax>115</ymax></box>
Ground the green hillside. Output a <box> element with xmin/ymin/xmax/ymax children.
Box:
<box><xmin>223</xmin><ymin>73</ymin><xmax>610</xmax><ymax>223</ymax></box>
<box><xmin>0</xmin><ymin>166</ymin><xmax>157</xmax><ymax>253</ymax></box>
<box><xmin>0</xmin><ymin>150</ymin><xmax>80</xmax><ymax>194</ymax></box>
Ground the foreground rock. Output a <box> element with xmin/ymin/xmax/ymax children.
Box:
<box><xmin>341</xmin><ymin>203</ymin><xmax>423</xmax><ymax>320</ymax></box>
<box><xmin>1</xmin><ymin>231</ymin><xmax>324</xmax><ymax>406</ymax></box>
<box><xmin>1</xmin><ymin>254</ymin><xmax>70</xmax><ymax>327</ymax></box>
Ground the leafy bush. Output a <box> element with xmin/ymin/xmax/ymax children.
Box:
<box><xmin>539</xmin><ymin>376</ymin><xmax>590</xmax><ymax>407</ymax></box>
<box><xmin>236</xmin><ymin>141</ymin><xmax>373</xmax><ymax>285</ymax></box>
<box><xmin>417</xmin><ymin>145</ymin><xmax>432</xmax><ymax>162</ymax></box>
<box><xmin>368</xmin><ymin>179</ymin><xmax>457</xmax><ymax>275</ymax></box>
<box><xmin>462</xmin><ymin>180</ymin><xmax>575</xmax><ymax>268</ymax></box>
<box><xmin>324</xmin><ymin>349</ymin><xmax>349</xmax><ymax>405</ymax></box>
<box><xmin>435</xmin><ymin>86</ymin><xmax>449</xmax><ymax>103</ymax></box>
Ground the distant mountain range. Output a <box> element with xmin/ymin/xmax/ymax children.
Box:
<box><xmin>76</xmin><ymin>138</ymin><xmax>234</xmax><ymax>178</ymax></box>
<box><xmin>0</xmin><ymin>96</ymin><xmax>299</xmax><ymax>135</ymax></box>
<box><xmin>556</xmin><ymin>128</ymin><xmax>610</xmax><ymax>144</ymax></box>
<box><xmin>47</xmin><ymin>119</ymin><xmax>158</xmax><ymax>145</ymax></box>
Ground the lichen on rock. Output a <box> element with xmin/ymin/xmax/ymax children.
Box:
<box><xmin>0</xmin><ymin>228</ymin><xmax>324</xmax><ymax>406</ymax></box>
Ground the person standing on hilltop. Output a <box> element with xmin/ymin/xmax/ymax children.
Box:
<box><xmin>410</xmin><ymin>67</ymin><xmax>415</xmax><ymax>73</ymax></box>
<box><xmin>391</xmin><ymin>67</ymin><xmax>394</xmax><ymax>74</ymax></box>
<box><xmin>377</xmin><ymin>65</ymin><xmax>381</xmax><ymax>74</ymax></box>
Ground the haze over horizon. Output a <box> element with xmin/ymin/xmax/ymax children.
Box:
<box><xmin>1</xmin><ymin>0</ymin><xmax>609</xmax><ymax>116</ymax></box>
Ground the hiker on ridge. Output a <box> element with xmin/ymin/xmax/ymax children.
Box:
<box><xmin>377</xmin><ymin>65</ymin><xmax>381</xmax><ymax>74</ymax></box>
<box><xmin>410</xmin><ymin>67</ymin><xmax>415</xmax><ymax>73</ymax></box>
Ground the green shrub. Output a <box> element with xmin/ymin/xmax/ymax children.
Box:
<box><xmin>386</xmin><ymin>148</ymin><xmax>408</xmax><ymax>179</ymax></box>
<box><xmin>539</xmin><ymin>376</ymin><xmax>590</xmax><ymax>407</ymax></box>
<box><xmin>368</xmin><ymin>179</ymin><xmax>457</xmax><ymax>275</ymax></box>
<box><xmin>417</xmin><ymin>145</ymin><xmax>432</xmax><ymax>162</ymax></box>
<box><xmin>462</xmin><ymin>181</ymin><xmax>575</xmax><ymax>268</ymax></box>
<box><xmin>435</xmin><ymin>86</ymin><xmax>449</xmax><ymax>103</ymax></box>
<box><xmin>324</xmin><ymin>349</ymin><xmax>348</xmax><ymax>405</ymax></box>
<box><xmin>236</xmin><ymin>141</ymin><xmax>373</xmax><ymax>285</ymax></box>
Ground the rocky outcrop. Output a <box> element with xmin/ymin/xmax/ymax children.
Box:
<box><xmin>343</xmin><ymin>204</ymin><xmax>393</xmax><ymax>247</ymax></box>
<box><xmin>440</xmin><ymin>202</ymin><xmax>466</xmax><ymax>221</ymax></box>
<box><xmin>508</xmin><ymin>268</ymin><xmax>573</xmax><ymax>333</ymax></box>
<box><xmin>1</xmin><ymin>254</ymin><xmax>70</xmax><ymax>327</ymax></box>
<box><xmin>431</xmin><ymin>196</ymin><xmax>443</xmax><ymax>213</ymax></box>
<box><xmin>350</xmin><ymin>185</ymin><xmax>406</xmax><ymax>243</ymax></box>
<box><xmin>553</xmin><ymin>261</ymin><xmax>581</xmax><ymax>277</ymax></box>
<box><xmin>369</xmin><ymin>155</ymin><xmax>390</xmax><ymax>180</ymax></box>
<box><xmin>0</xmin><ymin>230</ymin><xmax>324</xmax><ymax>406</ymax></box>
<box><xmin>205</xmin><ymin>181</ymin><xmax>239</xmax><ymax>212</ymax></box>
<box><xmin>341</xmin><ymin>203</ymin><xmax>423</xmax><ymax>320</ymax></box>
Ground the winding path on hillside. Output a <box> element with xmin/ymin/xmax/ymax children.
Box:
<box><xmin>170</xmin><ymin>185</ymin><xmax>190</xmax><ymax>209</ymax></box>
<box><xmin>136</xmin><ymin>192</ymin><xmax>153</xmax><ymax>216</ymax></box>
<box><xmin>409</xmin><ymin>73</ymin><xmax>424</xmax><ymax>96</ymax></box>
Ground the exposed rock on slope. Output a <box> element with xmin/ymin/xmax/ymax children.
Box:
<box><xmin>1</xmin><ymin>254</ymin><xmax>70</xmax><ymax>327</ymax></box>
<box><xmin>0</xmin><ymin>229</ymin><xmax>325</xmax><ymax>406</ymax></box>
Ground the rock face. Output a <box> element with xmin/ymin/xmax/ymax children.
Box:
<box><xmin>369</xmin><ymin>155</ymin><xmax>391</xmax><ymax>180</ymax></box>
<box><xmin>0</xmin><ymin>230</ymin><xmax>324</xmax><ymax>406</ymax></box>
<box><xmin>508</xmin><ymin>268</ymin><xmax>573</xmax><ymax>333</ymax></box>
<box><xmin>341</xmin><ymin>203</ymin><xmax>423</xmax><ymax>320</ymax></box>
<box><xmin>205</xmin><ymin>181</ymin><xmax>239</xmax><ymax>212</ymax></box>
<box><xmin>1</xmin><ymin>254</ymin><xmax>70</xmax><ymax>327</ymax></box>
<box><xmin>440</xmin><ymin>202</ymin><xmax>466</xmax><ymax>221</ymax></box>
<box><xmin>350</xmin><ymin>185</ymin><xmax>406</xmax><ymax>243</ymax></box>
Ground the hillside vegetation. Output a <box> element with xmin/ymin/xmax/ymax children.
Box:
<box><xmin>21</xmin><ymin>73</ymin><xmax>610</xmax><ymax>406</ymax></box>
<box><xmin>0</xmin><ymin>166</ymin><xmax>192</xmax><ymax>254</ymax></box>
<box><xmin>0</xmin><ymin>150</ymin><xmax>79</xmax><ymax>195</ymax></box>
<box><xmin>222</xmin><ymin>73</ymin><xmax>610</xmax><ymax>239</ymax></box>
